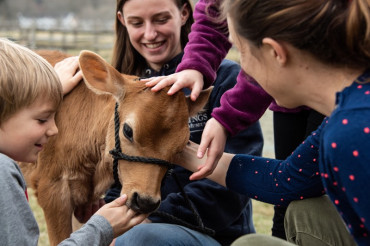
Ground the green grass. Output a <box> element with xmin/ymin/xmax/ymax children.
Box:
<box><xmin>29</xmin><ymin>189</ymin><xmax>49</xmax><ymax>245</ymax></box>
<box><xmin>226</xmin><ymin>47</ymin><xmax>241</xmax><ymax>63</ymax></box>
<box><xmin>252</xmin><ymin>200</ymin><xmax>274</xmax><ymax>235</ymax></box>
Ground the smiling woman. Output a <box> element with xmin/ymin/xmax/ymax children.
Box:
<box><xmin>112</xmin><ymin>0</ymin><xmax>193</xmax><ymax>76</ymax></box>
<box><xmin>117</xmin><ymin>0</ymin><xmax>189</xmax><ymax>71</ymax></box>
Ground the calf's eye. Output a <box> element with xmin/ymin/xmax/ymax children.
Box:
<box><xmin>123</xmin><ymin>123</ymin><xmax>133</xmax><ymax>142</ymax></box>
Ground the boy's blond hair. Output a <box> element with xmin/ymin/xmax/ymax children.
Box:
<box><xmin>0</xmin><ymin>38</ymin><xmax>63</xmax><ymax>125</ymax></box>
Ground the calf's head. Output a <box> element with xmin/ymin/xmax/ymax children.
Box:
<box><xmin>79</xmin><ymin>51</ymin><xmax>211</xmax><ymax>214</ymax></box>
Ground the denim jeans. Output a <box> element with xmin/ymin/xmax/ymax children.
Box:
<box><xmin>115</xmin><ymin>223</ymin><xmax>221</xmax><ymax>246</ymax></box>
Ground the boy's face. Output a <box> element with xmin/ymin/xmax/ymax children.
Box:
<box><xmin>0</xmin><ymin>99</ymin><xmax>58</xmax><ymax>163</ymax></box>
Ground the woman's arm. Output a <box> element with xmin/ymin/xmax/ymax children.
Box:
<box><xmin>179</xmin><ymin>126</ymin><xmax>324</xmax><ymax>206</ymax></box>
<box><xmin>178</xmin><ymin>141</ymin><xmax>233</xmax><ymax>186</ymax></box>
<box><xmin>176</xmin><ymin>0</ymin><xmax>231</xmax><ymax>86</ymax></box>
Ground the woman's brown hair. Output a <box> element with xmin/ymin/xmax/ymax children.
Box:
<box><xmin>223</xmin><ymin>0</ymin><xmax>370</xmax><ymax>68</ymax></box>
<box><xmin>112</xmin><ymin>0</ymin><xmax>194</xmax><ymax>76</ymax></box>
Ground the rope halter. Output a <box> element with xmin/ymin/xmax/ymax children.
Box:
<box><xmin>109</xmin><ymin>102</ymin><xmax>174</xmax><ymax>185</ymax></box>
<box><xmin>108</xmin><ymin>102</ymin><xmax>214</xmax><ymax>236</ymax></box>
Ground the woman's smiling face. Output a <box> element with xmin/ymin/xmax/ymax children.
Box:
<box><xmin>227</xmin><ymin>16</ymin><xmax>300</xmax><ymax>109</ymax></box>
<box><xmin>119</xmin><ymin>0</ymin><xmax>189</xmax><ymax>71</ymax></box>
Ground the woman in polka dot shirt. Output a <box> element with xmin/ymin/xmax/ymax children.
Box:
<box><xmin>176</xmin><ymin>0</ymin><xmax>370</xmax><ymax>245</ymax></box>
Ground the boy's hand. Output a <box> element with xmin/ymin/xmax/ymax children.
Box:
<box><xmin>96</xmin><ymin>194</ymin><xmax>147</xmax><ymax>238</ymax></box>
<box><xmin>54</xmin><ymin>56</ymin><xmax>83</xmax><ymax>95</ymax></box>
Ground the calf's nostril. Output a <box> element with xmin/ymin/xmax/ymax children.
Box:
<box><xmin>131</xmin><ymin>192</ymin><xmax>160</xmax><ymax>214</ymax></box>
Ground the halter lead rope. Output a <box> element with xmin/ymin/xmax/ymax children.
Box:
<box><xmin>109</xmin><ymin>102</ymin><xmax>215</xmax><ymax>236</ymax></box>
<box><xmin>151</xmin><ymin>172</ymin><xmax>215</xmax><ymax>236</ymax></box>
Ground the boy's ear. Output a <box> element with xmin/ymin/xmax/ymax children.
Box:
<box><xmin>262</xmin><ymin>38</ymin><xmax>288</xmax><ymax>66</ymax></box>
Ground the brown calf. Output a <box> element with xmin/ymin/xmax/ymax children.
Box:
<box><xmin>19</xmin><ymin>50</ymin><xmax>211</xmax><ymax>245</ymax></box>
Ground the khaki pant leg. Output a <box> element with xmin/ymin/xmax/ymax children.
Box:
<box><xmin>232</xmin><ymin>234</ymin><xmax>295</xmax><ymax>246</ymax></box>
<box><xmin>284</xmin><ymin>195</ymin><xmax>356</xmax><ymax>246</ymax></box>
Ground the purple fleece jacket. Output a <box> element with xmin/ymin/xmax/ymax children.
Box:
<box><xmin>177</xmin><ymin>0</ymin><xmax>305</xmax><ymax>136</ymax></box>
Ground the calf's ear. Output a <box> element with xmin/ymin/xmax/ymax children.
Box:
<box><xmin>187</xmin><ymin>86</ymin><xmax>213</xmax><ymax>117</ymax></box>
<box><xmin>79</xmin><ymin>50</ymin><xmax>124</xmax><ymax>98</ymax></box>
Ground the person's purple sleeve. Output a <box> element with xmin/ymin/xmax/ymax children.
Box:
<box><xmin>212</xmin><ymin>70</ymin><xmax>273</xmax><ymax>136</ymax></box>
<box><xmin>177</xmin><ymin>0</ymin><xmax>302</xmax><ymax>135</ymax></box>
<box><xmin>176</xmin><ymin>0</ymin><xmax>231</xmax><ymax>87</ymax></box>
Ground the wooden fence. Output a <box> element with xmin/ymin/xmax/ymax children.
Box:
<box><xmin>0</xmin><ymin>19</ymin><xmax>240</xmax><ymax>62</ymax></box>
<box><xmin>0</xmin><ymin>21</ymin><xmax>115</xmax><ymax>57</ymax></box>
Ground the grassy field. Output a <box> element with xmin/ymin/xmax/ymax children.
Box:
<box><xmin>28</xmin><ymin>194</ymin><xmax>274</xmax><ymax>245</ymax></box>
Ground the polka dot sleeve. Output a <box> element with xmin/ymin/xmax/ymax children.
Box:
<box><xmin>226</xmin><ymin>121</ymin><xmax>325</xmax><ymax>206</ymax></box>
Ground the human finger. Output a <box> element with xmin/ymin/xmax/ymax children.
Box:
<box><xmin>189</xmin><ymin>82</ymin><xmax>203</xmax><ymax>101</ymax></box>
<box><xmin>106</xmin><ymin>194</ymin><xmax>128</xmax><ymax>208</ymax></box>
<box><xmin>150</xmin><ymin>77</ymin><xmax>177</xmax><ymax>92</ymax></box>
<box><xmin>54</xmin><ymin>56</ymin><xmax>79</xmax><ymax>70</ymax></box>
<box><xmin>167</xmin><ymin>80</ymin><xmax>189</xmax><ymax>95</ymax></box>
<box><xmin>62</xmin><ymin>70</ymin><xmax>83</xmax><ymax>95</ymax></box>
<box><xmin>189</xmin><ymin>163</ymin><xmax>213</xmax><ymax>180</ymax></box>
<box><xmin>72</xmin><ymin>70</ymin><xmax>83</xmax><ymax>83</ymax></box>
<box><xmin>197</xmin><ymin>134</ymin><xmax>211</xmax><ymax>159</ymax></box>
<box><xmin>130</xmin><ymin>213</ymin><xmax>147</xmax><ymax>225</ymax></box>
<box><xmin>111</xmin><ymin>210</ymin><xmax>147</xmax><ymax>238</ymax></box>
<box><xmin>193</xmin><ymin>149</ymin><xmax>219</xmax><ymax>180</ymax></box>
<box><xmin>141</xmin><ymin>76</ymin><xmax>163</xmax><ymax>82</ymax></box>
<box><xmin>143</xmin><ymin>76</ymin><xmax>165</xmax><ymax>87</ymax></box>
<box><xmin>190</xmin><ymin>146</ymin><xmax>222</xmax><ymax>180</ymax></box>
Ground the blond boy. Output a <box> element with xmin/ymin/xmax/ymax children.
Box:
<box><xmin>0</xmin><ymin>38</ymin><xmax>145</xmax><ymax>246</ymax></box>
